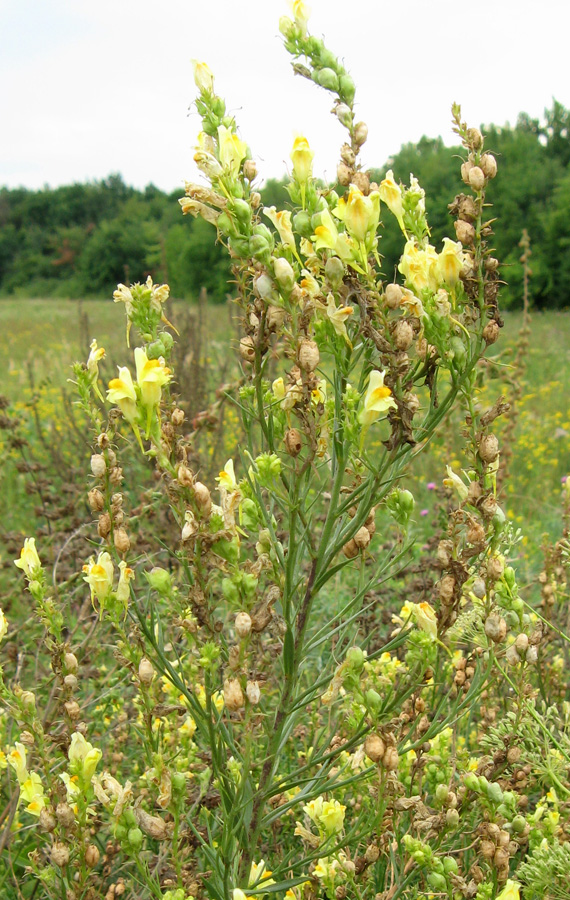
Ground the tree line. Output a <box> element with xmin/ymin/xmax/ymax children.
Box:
<box><xmin>1</xmin><ymin>100</ymin><xmax>568</xmax><ymax>308</ymax></box>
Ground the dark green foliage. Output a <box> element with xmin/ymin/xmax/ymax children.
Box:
<box><xmin>0</xmin><ymin>101</ymin><xmax>569</xmax><ymax>306</ymax></box>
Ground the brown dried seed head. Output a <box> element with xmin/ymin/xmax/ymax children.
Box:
<box><xmin>484</xmin><ymin>614</ymin><xmax>507</xmax><ymax>643</ymax></box>
<box><xmin>284</xmin><ymin>428</ymin><xmax>303</xmax><ymax>457</ymax></box>
<box><xmin>337</xmin><ymin>162</ymin><xmax>352</xmax><ymax>186</ymax></box>
<box><xmin>224</xmin><ymin>678</ymin><xmax>245</xmax><ymax>711</ymax></box>
<box><xmin>468</xmin><ymin>166</ymin><xmax>486</xmax><ymax>191</ymax></box>
<box><xmin>439</xmin><ymin>574</ymin><xmax>456</xmax><ymax>603</ymax></box>
<box><xmin>385</xmin><ymin>283</ymin><xmax>403</xmax><ymax>309</ymax></box>
<box><xmin>39</xmin><ymin>807</ymin><xmax>56</xmax><ymax>832</ymax></box>
<box><xmin>467</xmin><ymin>520</ymin><xmax>486</xmax><ymax>544</ymax></box>
<box><xmin>382</xmin><ymin>746</ymin><xmax>399</xmax><ymax>770</ymax></box>
<box><xmin>455</xmin><ymin>219</ymin><xmax>476</xmax><ymax>245</ymax></box>
<box><xmin>364</xmin><ymin>733</ymin><xmax>386</xmax><ymax>762</ymax></box>
<box><xmin>478</xmin><ymin>433</ymin><xmax>500</xmax><ymax>463</ymax></box>
<box><xmin>90</xmin><ymin>454</ymin><xmax>106</xmax><ymax>478</ymax></box>
<box><xmin>171</xmin><ymin>408</ymin><xmax>185</xmax><ymax>427</ymax></box>
<box><xmin>193</xmin><ymin>482</ymin><xmax>212</xmax><ymax>515</ymax></box>
<box><xmin>461</xmin><ymin>159</ymin><xmax>475</xmax><ymax>184</ymax></box>
<box><xmin>243</xmin><ymin>159</ymin><xmax>257</xmax><ymax>181</ymax></box>
<box><xmin>480</xmin><ymin>153</ymin><xmax>497</xmax><ymax>178</ymax></box>
<box><xmin>177</xmin><ymin>463</ymin><xmax>194</xmax><ymax>487</ymax></box>
<box><xmin>393</xmin><ymin>320</ymin><xmax>414</xmax><ymax>351</ymax></box>
<box><xmin>354</xmin><ymin>121</ymin><xmax>368</xmax><ymax>146</ymax></box>
<box><xmin>85</xmin><ymin>844</ymin><xmax>101</xmax><ymax>868</ymax></box>
<box><xmin>65</xmin><ymin>700</ymin><xmax>81</xmax><ymax>720</ymax></box>
<box><xmin>134</xmin><ymin>808</ymin><xmax>168</xmax><ymax>840</ymax></box>
<box><xmin>483</xmin><ymin>320</ymin><xmax>500</xmax><ymax>345</ymax></box>
<box><xmin>507</xmin><ymin>746</ymin><xmax>521</xmax><ymax>764</ymax></box>
<box><xmin>64</xmin><ymin>652</ymin><xmax>78</xmax><ymax>673</ymax></box>
<box><xmin>56</xmin><ymin>802</ymin><xmax>75</xmax><ymax>829</ymax></box>
<box><xmin>467</xmin><ymin>127</ymin><xmax>483</xmax><ymax>149</ymax></box>
<box><xmin>298</xmin><ymin>340</ymin><xmax>320</xmax><ymax>372</ymax></box>
<box><xmin>113</xmin><ymin>527</ymin><xmax>130</xmax><ymax>554</ymax></box>
<box><xmin>515</xmin><ymin>633</ymin><xmax>529</xmax><ymax>654</ymax></box>
<box><xmin>353</xmin><ymin>526</ymin><xmax>371</xmax><ymax>550</ymax></box>
<box><xmin>343</xmin><ymin>539</ymin><xmax>359</xmax><ymax>559</ymax></box>
<box><xmin>239</xmin><ymin>336</ymin><xmax>256</xmax><ymax>362</ymax></box>
<box><xmin>235</xmin><ymin>611</ymin><xmax>252</xmax><ymax>639</ymax></box>
<box><xmin>352</xmin><ymin>170</ymin><xmax>370</xmax><ymax>195</ymax></box>
<box><xmin>487</xmin><ymin>556</ymin><xmax>505</xmax><ymax>581</ymax></box>
<box><xmin>51</xmin><ymin>843</ymin><xmax>70</xmax><ymax>867</ymax></box>
<box><xmin>138</xmin><ymin>658</ymin><xmax>155</xmax><ymax>685</ymax></box>
<box><xmin>246</xmin><ymin>680</ymin><xmax>261</xmax><ymax>705</ymax></box>
<box><xmin>88</xmin><ymin>488</ymin><xmax>105</xmax><ymax>511</ymax></box>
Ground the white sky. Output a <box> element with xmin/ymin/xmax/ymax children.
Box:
<box><xmin>1</xmin><ymin>0</ymin><xmax>569</xmax><ymax>193</ymax></box>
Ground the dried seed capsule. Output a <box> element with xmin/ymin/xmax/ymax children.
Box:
<box><xmin>468</xmin><ymin>166</ymin><xmax>486</xmax><ymax>191</ymax></box>
<box><xmin>478</xmin><ymin>433</ymin><xmax>499</xmax><ymax>463</ymax></box>
<box><xmin>353</xmin><ymin>121</ymin><xmax>368</xmax><ymax>146</ymax></box>
<box><xmin>467</xmin><ymin>521</ymin><xmax>486</xmax><ymax>544</ymax></box>
<box><xmin>483</xmin><ymin>320</ymin><xmax>500</xmax><ymax>344</ymax></box>
<box><xmin>284</xmin><ymin>428</ymin><xmax>303</xmax><ymax>457</ymax></box>
<box><xmin>97</xmin><ymin>512</ymin><xmax>112</xmax><ymax>538</ymax></box>
<box><xmin>298</xmin><ymin>340</ymin><xmax>320</xmax><ymax>372</ymax></box>
<box><xmin>193</xmin><ymin>482</ymin><xmax>212</xmax><ymax>515</ymax></box>
<box><xmin>385</xmin><ymin>283</ymin><xmax>403</xmax><ymax>309</ymax></box>
<box><xmin>178</xmin><ymin>463</ymin><xmax>194</xmax><ymax>487</ymax></box>
<box><xmin>439</xmin><ymin>574</ymin><xmax>456</xmax><ymax>603</ymax></box>
<box><xmin>239</xmin><ymin>336</ymin><xmax>256</xmax><ymax>363</ymax></box>
<box><xmin>393</xmin><ymin>320</ymin><xmax>414</xmax><ymax>351</ymax></box>
<box><xmin>39</xmin><ymin>807</ymin><xmax>56</xmax><ymax>832</ymax></box>
<box><xmin>243</xmin><ymin>159</ymin><xmax>257</xmax><ymax>181</ymax></box>
<box><xmin>364</xmin><ymin>733</ymin><xmax>386</xmax><ymax>762</ymax></box>
<box><xmin>113</xmin><ymin>527</ymin><xmax>130</xmax><ymax>554</ymax></box>
<box><xmin>224</xmin><ymin>678</ymin><xmax>245</xmax><ymax>711</ymax></box>
<box><xmin>467</xmin><ymin>127</ymin><xmax>483</xmax><ymax>149</ymax></box>
<box><xmin>64</xmin><ymin>652</ymin><xmax>78</xmax><ymax>673</ymax></box>
<box><xmin>235</xmin><ymin>612</ymin><xmax>252</xmax><ymax>639</ymax></box>
<box><xmin>90</xmin><ymin>454</ymin><xmax>106</xmax><ymax>478</ymax></box>
<box><xmin>343</xmin><ymin>539</ymin><xmax>359</xmax><ymax>559</ymax></box>
<box><xmin>56</xmin><ymin>802</ymin><xmax>75</xmax><ymax>829</ymax></box>
<box><xmin>480</xmin><ymin>153</ymin><xmax>497</xmax><ymax>178</ymax></box>
<box><xmin>353</xmin><ymin>526</ymin><xmax>371</xmax><ymax>550</ymax></box>
<box><xmin>455</xmin><ymin>219</ymin><xmax>475</xmax><ymax>245</ymax></box>
<box><xmin>85</xmin><ymin>844</ymin><xmax>100</xmax><ymax>867</ymax></box>
<box><xmin>382</xmin><ymin>746</ymin><xmax>399</xmax><ymax>770</ymax></box>
<box><xmin>352</xmin><ymin>170</ymin><xmax>370</xmax><ymax>194</ymax></box>
<box><xmin>487</xmin><ymin>556</ymin><xmax>505</xmax><ymax>581</ymax></box>
<box><xmin>337</xmin><ymin>162</ymin><xmax>352</xmax><ymax>186</ymax></box>
<box><xmin>51</xmin><ymin>843</ymin><xmax>70</xmax><ymax>867</ymax></box>
<box><xmin>484</xmin><ymin>614</ymin><xmax>507</xmax><ymax>643</ymax></box>
<box><xmin>88</xmin><ymin>488</ymin><xmax>105</xmax><ymax>511</ymax></box>
<box><xmin>138</xmin><ymin>658</ymin><xmax>155</xmax><ymax>685</ymax></box>
<box><xmin>246</xmin><ymin>680</ymin><xmax>261</xmax><ymax>705</ymax></box>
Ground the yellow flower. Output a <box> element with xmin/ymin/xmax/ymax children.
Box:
<box><xmin>194</xmin><ymin>148</ymin><xmax>223</xmax><ymax>180</ymax></box>
<box><xmin>83</xmin><ymin>551</ymin><xmax>114</xmax><ymax>605</ymax></box>
<box><xmin>325</xmin><ymin>292</ymin><xmax>353</xmax><ymax>342</ymax></box>
<box><xmin>311</xmin><ymin>379</ymin><xmax>326</xmax><ymax>406</ymax></box>
<box><xmin>358</xmin><ymin>370</ymin><xmax>397</xmax><ymax>426</ymax></box>
<box><xmin>0</xmin><ymin>607</ymin><xmax>7</xmax><ymax>641</ymax></box>
<box><xmin>107</xmin><ymin>366</ymin><xmax>138</xmax><ymax>424</ymax></box>
<box><xmin>134</xmin><ymin>347</ymin><xmax>171</xmax><ymax>409</ymax></box>
<box><xmin>20</xmin><ymin>772</ymin><xmax>45</xmax><ymax>816</ymax></box>
<box><xmin>291</xmin><ymin>135</ymin><xmax>314</xmax><ymax>185</ymax></box>
<box><xmin>68</xmin><ymin>732</ymin><xmax>102</xmax><ymax>782</ymax></box>
<box><xmin>8</xmin><ymin>743</ymin><xmax>28</xmax><ymax>782</ymax></box>
<box><xmin>415</xmin><ymin>601</ymin><xmax>438</xmax><ymax>640</ymax></box>
<box><xmin>334</xmin><ymin>184</ymin><xmax>380</xmax><ymax>245</ymax></box>
<box><xmin>495</xmin><ymin>881</ymin><xmax>521</xmax><ymax>900</ymax></box>
<box><xmin>318</xmin><ymin>799</ymin><xmax>346</xmax><ymax>834</ymax></box>
<box><xmin>218</xmin><ymin>125</ymin><xmax>248</xmax><ymax>177</ymax></box>
<box><xmin>443</xmin><ymin>465</ymin><xmax>469</xmax><ymax>501</ymax></box>
<box><xmin>437</xmin><ymin>237</ymin><xmax>464</xmax><ymax>285</ymax></box>
<box><xmin>179</xmin><ymin>715</ymin><xmax>196</xmax><ymax>739</ymax></box>
<box><xmin>217</xmin><ymin>459</ymin><xmax>237</xmax><ymax>491</ymax></box>
<box><xmin>289</xmin><ymin>0</ymin><xmax>311</xmax><ymax>35</ymax></box>
<box><xmin>113</xmin><ymin>283</ymin><xmax>134</xmax><ymax>315</ymax></box>
<box><xmin>87</xmin><ymin>338</ymin><xmax>105</xmax><ymax>384</ymax></box>
<box><xmin>398</xmin><ymin>240</ymin><xmax>438</xmax><ymax>292</ymax></box>
<box><xmin>192</xmin><ymin>59</ymin><xmax>214</xmax><ymax>94</ymax></box>
<box><xmin>263</xmin><ymin>206</ymin><xmax>295</xmax><ymax>249</ymax></box>
<box><xmin>249</xmin><ymin>859</ymin><xmax>275</xmax><ymax>890</ymax></box>
<box><xmin>379</xmin><ymin>169</ymin><xmax>405</xmax><ymax>233</ymax></box>
<box><xmin>116</xmin><ymin>560</ymin><xmax>135</xmax><ymax>609</ymax></box>
<box><xmin>272</xmin><ymin>377</ymin><xmax>286</xmax><ymax>403</ymax></box>
<box><xmin>14</xmin><ymin>537</ymin><xmax>42</xmax><ymax>581</ymax></box>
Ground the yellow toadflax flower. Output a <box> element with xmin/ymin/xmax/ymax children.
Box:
<box><xmin>358</xmin><ymin>370</ymin><xmax>397</xmax><ymax>427</ymax></box>
<box><xmin>437</xmin><ymin>237</ymin><xmax>465</xmax><ymax>286</ymax></box>
<box><xmin>192</xmin><ymin>59</ymin><xmax>214</xmax><ymax>94</ymax></box>
<box><xmin>116</xmin><ymin>560</ymin><xmax>135</xmax><ymax>610</ymax></box>
<box><xmin>379</xmin><ymin>169</ymin><xmax>406</xmax><ymax>234</ymax></box>
<box><xmin>134</xmin><ymin>347</ymin><xmax>171</xmax><ymax>409</ymax></box>
<box><xmin>14</xmin><ymin>537</ymin><xmax>42</xmax><ymax>581</ymax></box>
<box><xmin>415</xmin><ymin>601</ymin><xmax>438</xmax><ymax>640</ymax></box>
<box><xmin>495</xmin><ymin>881</ymin><xmax>521</xmax><ymax>900</ymax></box>
<box><xmin>68</xmin><ymin>732</ymin><xmax>102</xmax><ymax>782</ymax></box>
<box><xmin>218</xmin><ymin>125</ymin><xmax>248</xmax><ymax>178</ymax></box>
<box><xmin>20</xmin><ymin>772</ymin><xmax>46</xmax><ymax>816</ymax></box>
<box><xmin>0</xmin><ymin>607</ymin><xmax>8</xmax><ymax>641</ymax></box>
<box><xmin>8</xmin><ymin>743</ymin><xmax>29</xmax><ymax>782</ymax></box>
<box><xmin>334</xmin><ymin>184</ymin><xmax>380</xmax><ymax>246</ymax></box>
<box><xmin>107</xmin><ymin>366</ymin><xmax>137</xmax><ymax>424</ymax></box>
<box><xmin>83</xmin><ymin>551</ymin><xmax>114</xmax><ymax>607</ymax></box>
<box><xmin>289</xmin><ymin>0</ymin><xmax>311</xmax><ymax>35</ymax></box>
<box><xmin>398</xmin><ymin>240</ymin><xmax>439</xmax><ymax>293</ymax></box>
<box><xmin>291</xmin><ymin>135</ymin><xmax>314</xmax><ymax>198</ymax></box>
<box><xmin>325</xmin><ymin>292</ymin><xmax>354</xmax><ymax>343</ymax></box>
<box><xmin>263</xmin><ymin>206</ymin><xmax>296</xmax><ymax>249</ymax></box>
<box><xmin>87</xmin><ymin>339</ymin><xmax>106</xmax><ymax>400</ymax></box>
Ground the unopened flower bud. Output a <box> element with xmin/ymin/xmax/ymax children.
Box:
<box><xmin>235</xmin><ymin>612</ymin><xmax>252</xmax><ymax>639</ymax></box>
<box><xmin>353</xmin><ymin>526</ymin><xmax>371</xmax><ymax>550</ymax></box>
<box><xmin>246</xmin><ymin>680</ymin><xmax>261</xmax><ymax>705</ymax></box>
<box><xmin>298</xmin><ymin>339</ymin><xmax>320</xmax><ymax>372</ymax></box>
<box><xmin>273</xmin><ymin>257</ymin><xmax>296</xmax><ymax>292</ymax></box>
<box><xmin>353</xmin><ymin>121</ymin><xmax>368</xmax><ymax>146</ymax></box>
<box><xmin>224</xmin><ymin>678</ymin><xmax>245</xmax><ymax>711</ymax></box>
<box><xmin>90</xmin><ymin>454</ymin><xmax>106</xmax><ymax>478</ymax></box>
<box><xmin>479</xmin><ymin>433</ymin><xmax>499</xmax><ymax>463</ymax></box>
<box><xmin>446</xmin><ymin>808</ymin><xmax>460</xmax><ymax>828</ymax></box>
<box><xmin>385</xmin><ymin>283</ymin><xmax>403</xmax><ymax>309</ymax></box>
<box><xmin>284</xmin><ymin>428</ymin><xmax>303</xmax><ymax>457</ymax></box>
<box><xmin>455</xmin><ymin>220</ymin><xmax>475</xmax><ymax>245</ymax></box>
<box><xmin>138</xmin><ymin>657</ymin><xmax>155</xmax><ymax>684</ymax></box>
<box><xmin>480</xmin><ymin>153</ymin><xmax>497</xmax><ymax>179</ymax></box>
<box><xmin>88</xmin><ymin>488</ymin><xmax>105</xmax><ymax>511</ymax></box>
<box><xmin>113</xmin><ymin>527</ymin><xmax>130</xmax><ymax>554</ymax></box>
<box><xmin>239</xmin><ymin>336</ymin><xmax>256</xmax><ymax>363</ymax></box>
<box><xmin>468</xmin><ymin>166</ymin><xmax>486</xmax><ymax>191</ymax></box>
<box><xmin>364</xmin><ymin>733</ymin><xmax>386</xmax><ymax>762</ymax></box>
<box><xmin>51</xmin><ymin>842</ymin><xmax>70</xmax><ymax>867</ymax></box>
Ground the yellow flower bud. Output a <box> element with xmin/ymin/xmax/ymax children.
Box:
<box><xmin>291</xmin><ymin>135</ymin><xmax>314</xmax><ymax>185</ymax></box>
<box><xmin>191</xmin><ymin>59</ymin><xmax>214</xmax><ymax>94</ymax></box>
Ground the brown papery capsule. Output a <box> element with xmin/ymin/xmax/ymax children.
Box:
<box><xmin>478</xmin><ymin>433</ymin><xmax>499</xmax><ymax>463</ymax></box>
<box><xmin>97</xmin><ymin>512</ymin><xmax>111</xmax><ymax>538</ymax></box>
<box><xmin>193</xmin><ymin>482</ymin><xmax>212</xmax><ymax>515</ymax></box>
<box><xmin>393</xmin><ymin>320</ymin><xmax>414</xmax><ymax>351</ymax></box>
<box><xmin>171</xmin><ymin>408</ymin><xmax>185</xmax><ymax>427</ymax></box>
<box><xmin>224</xmin><ymin>678</ymin><xmax>245</xmax><ymax>711</ymax></box>
<box><xmin>467</xmin><ymin>127</ymin><xmax>483</xmax><ymax>149</ymax></box>
<box><xmin>364</xmin><ymin>734</ymin><xmax>386</xmax><ymax>762</ymax></box>
<box><xmin>484</xmin><ymin>614</ymin><xmax>507</xmax><ymax>643</ymax></box>
<box><xmin>284</xmin><ymin>428</ymin><xmax>303</xmax><ymax>457</ymax></box>
<box><xmin>298</xmin><ymin>340</ymin><xmax>320</xmax><ymax>372</ymax></box>
<box><xmin>353</xmin><ymin>526</ymin><xmax>371</xmax><ymax>550</ymax></box>
<box><xmin>382</xmin><ymin>747</ymin><xmax>399</xmax><ymax>770</ymax></box>
<box><xmin>343</xmin><ymin>539</ymin><xmax>359</xmax><ymax>559</ymax></box>
<box><xmin>385</xmin><ymin>283</ymin><xmax>403</xmax><ymax>309</ymax></box>
<box><xmin>480</xmin><ymin>153</ymin><xmax>497</xmax><ymax>178</ymax></box>
<box><xmin>113</xmin><ymin>527</ymin><xmax>130</xmax><ymax>554</ymax></box>
<box><xmin>455</xmin><ymin>219</ymin><xmax>475</xmax><ymax>245</ymax></box>
<box><xmin>239</xmin><ymin>336</ymin><xmax>256</xmax><ymax>363</ymax></box>
<box><xmin>483</xmin><ymin>320</ymin><xmax>500</xmax><ymax>344</ymax></box>
<box><xmin>51</xmin><ymin>843</ymin><xmax>70</xmax><ymax>867</ymax></box>
<box><xmin>337</xmin><ymin>162</ymin><xmax>352</xmax><ymax>186</ymax></box>
<box><xmin>178</xmin><ymin>463</ymin><xmax>194</xmax><ymax>487</ymax></box>
<box><xmin>138</xmin><ymin>658</ymin><xmax>155</xmax><ymax>685</ymax></box>
<box><xmin>243</xmin><ymin>159</ymin><xmax>257</xmax><ymax>181</ymax></box>
<box><xmin>90</xmin><ymin>454</ymin><xmax>106</xmax><ymax>478</ymax></box>
<box><xmin>352</xmin><ymin>170</ymin><xmax>370</xmax><ymax>195</ymax></box>
<box><xmin>85</xmin><ymin>844</ymin><xmax>101</xmax><ymax>867</ymax></box>
<box><xmin>353</xmin><ymin>121</ymin><xmax>368</xmax><ymax>146</ymax></box>
<box><xmin>88</xmin><ymin>488</ymin><xmax>105</xmax><ymax>511</ymax></box>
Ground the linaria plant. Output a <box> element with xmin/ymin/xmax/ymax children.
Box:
<box><xmin>3</xmin><ymin>6</ymin><xmax>570</xmax><ymax>900</ymax></box>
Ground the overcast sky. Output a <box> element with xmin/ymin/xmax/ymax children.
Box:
<box><xmin>1</xmin><ymin>0</ymin><xmax>569</xmax><ymax>193</ymax></box>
